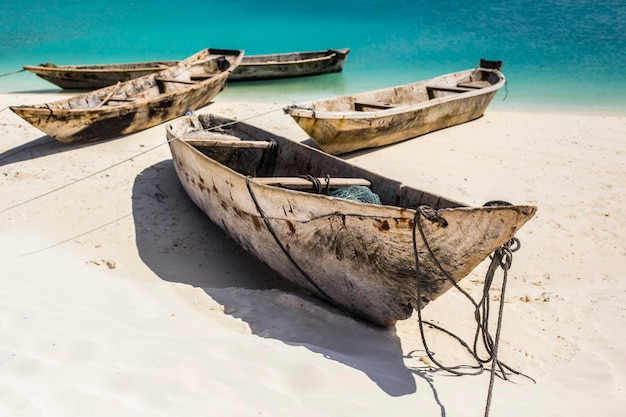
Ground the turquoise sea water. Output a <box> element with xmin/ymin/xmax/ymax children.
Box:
<box><xmin>1</xmin><ymin>0</ymin><xmax>624</xmax><ymax>113</ymax></box>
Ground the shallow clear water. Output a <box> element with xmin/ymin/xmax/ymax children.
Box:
<box><xmin>1</xmin><ymin>0</ymin><xmax>624</xmax><ymax>113</ymax></box>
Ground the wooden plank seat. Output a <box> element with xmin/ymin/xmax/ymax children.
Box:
<box><xmin>98</xmin><ymin>96</ymin><xmax>136</xmax><ymax>107</ymax></box>
<box><xmin>189</xmin><ymin>74</ymin><xmax>218</xmax><ymax>81</ymax></box>
<box><xmin>154</xmin><ymin>77</ymin><xmax>198</xmax><ymax>85</ymax></box>
<box><xmin>456</xmin><ymin>80</ymin><xmax>492</xmax><ymax>89</ymax></box>
<box><xmin>253</xmin><ymin>177</ymin><xmax>371</xmax><ymax>189</ymax></box>
<box><xmin>192</xmin><ymin>56</ymin><xmax>227</xmax><ymax>67</ymax></box>
<box><xmin>96</xmin><ymin>82</ymin><xmax>122</xmax><ymax>107</ymax></box>
<box><xmin>354</xmin><ymin>101</ymin><xmax>403</xmax><ymax>111</ymax></box>
<box><xmin>426</xmin><ymin>85</ymin><xmax>474</xmax><ymax>99</ymax></box>
<box><xmin>180</xmin><ymin>137</ymin><xmax>274</xmax><ymax>149</ymax></box>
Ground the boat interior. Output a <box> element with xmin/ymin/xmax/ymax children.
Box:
<box><xmin>175</xmin><ymin>114</ymin><xmax>465</xmax><ymax>211</ymax></box>
<box><xmin>46</xmin><ymin>55</ymin><xmax>232</xmax><ymax>110</ymax></box>
<box><xmin>350</xmin><ymin>68</ymin><xmax>502</xmax><ymax>111</ymax></box>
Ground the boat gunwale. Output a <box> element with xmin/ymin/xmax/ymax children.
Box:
<box><xmin>22</xmin><ymin>48</ymin><xmax>349</xmax><ymax>74</ymax></box>
<box><xmin>11</xmin><ymin>75</ymin><xmax>228</xmax><ymax>115</ymax></box>
<box><xmin>286</xmin><ymin>68</ymin><xmax>505</xmax><ymax>120</ymax></box>
<box><xmin>12</xmin><ymin>50</ymin><xmax>243</xmax><ymax>114</ymax></box>
<box><xmin>22</xmin><ymin>61</ymin><xmax>179</xmax><ymax>73</ymax></box>
<box><xmin>240</xmin><ymin>48</ymin><xmax>349</xmax><ymax>66</ymax></box>
<box><xmin>241</xmin><ymin>53</ymin><xmax>339</xmax><ymax>67</ymax></box>
<box><xmin>173</xmin><ymin>132</ymin><xmax>533</xmax><ymax>219</ymax></box>
<box><xmin>166</xmin><ymin>117</ymin><xmax>537</xmax><ymax>219</ymax></box>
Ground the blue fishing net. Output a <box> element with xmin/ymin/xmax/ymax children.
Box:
<box><xmin>330</xmin><ymin>185</ymin><xmax>381</xmax><ymax>205</ymax></box>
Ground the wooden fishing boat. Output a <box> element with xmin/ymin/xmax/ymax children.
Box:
<box><xmin>284</xmin><ymin>59</ymin><xmax>505</xmax><ymax>155</ymax></box>
<box><xmin>10</xmin><ymin>48</ymin><xmax>243</xmax><ymax>144</ymax></box>
<box><xmin>229</xmin><ymin>48</ymin><xmax>349</xmax><ymax>81</ymax></box>
<box><xmin>23</xmin><ymin>48</ymin><xmax>349</xmax><ymax>89</ymax></box>
<box><xmin>165</xmin><ymin>113</ymin><xmax>536</xmax><ymax>326</ymax></box>
<box><xmin>22</xmin><ymin>60</ymin><xmax>180</xmax><ymax>90</ymax></box>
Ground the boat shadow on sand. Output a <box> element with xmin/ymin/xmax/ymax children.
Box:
<box><xmin>132</xmin><ymin>159</ymin><xmax>439</xmax><ymax>399</ymax></box>
<box><xmin>0</xmin><ymin>132</ymin><xmax>123</xmax><ymax>167</ymax></box>
<box><xmin>0</xmin><ymin>134</ymin><xmax>62</xmax><ymax>167</ymax></box>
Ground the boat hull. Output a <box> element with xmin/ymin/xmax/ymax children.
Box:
<box><xmin>166</xmin><ymin>114</ymin><xmax>536</xmax><ymax>326</ymax></box>
<box><xmin>23</xmin><ymin>61</ymin><xmax>179</xmax><ymax>90</ymax></box>
<box><xmin>285</xmin><ymin>64</ymin><xmax>505</xmax><ymax>154</ymax></box>
<box><xmin>11</xmin><ymin>49</ymin><xmax>243</xmax><ymax>143</ymax></box>
<box><xmin>229</xmin><ymin>49</ymin><xmax>349</xmax><ymax>81</ymax></box>
<box><xmin>23</xmin><ymin>49</ymin><xmax>349</xmax><ymax>89</ymax></box>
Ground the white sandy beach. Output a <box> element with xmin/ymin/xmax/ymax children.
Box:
<box><xmin>0</xmin><ymin>92</ymin><xmax>624</xmax><ymax>416</ymax></box>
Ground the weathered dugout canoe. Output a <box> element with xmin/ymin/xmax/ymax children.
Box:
<box><xmin>23</xmin><ymin>60</ymin><xmax>180</xmax><ymax>90</ymax></box>
<box><xmin>23</xmin><ymin>48</ymin><xmax>349</xmax><ymax>89</ymax></box>
<box><xmin>10</xmin><ymin>49</ymin><xmax>242</xmax><ymax>144</ymax></box>
<box><xmin>284</xmin><ymin>59</ymin><xmax>505</xmax><ymax>155</ymax></box>
<box><xmin>229</xmin><ymin>48</ymin><xmax>349</xmax><ymax>81</ymax></box>
<box><xmin>165</xmin><ymin>113</ymin><xmax>536</xmax><ymax>326</ymax></box>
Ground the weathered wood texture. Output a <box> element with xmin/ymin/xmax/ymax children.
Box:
<box><xmin>285</xmin><ymin>62</ymin><xmax>505</xmax><ymax>155</ymax></box>
<box><xmin>23</xmin><ymin>49</ymin><xmax>349</xmax><ymax>89</ymax></box>
<box><xmin>22</xmin><ymin>61</ymin><xmax>179</xmax><ymax>90</ymax></box>
<box><xmin>10</xmin><ymin>49</ymin><xmax>243</xmax><ymax>143</ymax></box>
<box><xmin>229</xmin><ymin>48</ymin><xmax>349</xmax><ymax>81</ymax></box>
<box><xmin>166</xmin><ymin>113</ymin><xmax>536</xmax><ymax>326</ymax></box>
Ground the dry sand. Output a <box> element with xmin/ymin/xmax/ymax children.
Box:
<box><xmin>1</xmin><ymin>92</ymin><xmax>624</xmax><ymax>416</ymax></box>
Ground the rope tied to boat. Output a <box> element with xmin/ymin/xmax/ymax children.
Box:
<box><xmin>298</xmin><ymin>174</ymin><xmax>323</xmax><ymax>193</ymax></box>
<box><xmin>284</xmin><ymin>103</ymin><xmax>316</xmax><ymax>118</ymax></box>
<box><xmin>411</xmin><ymin>202</ymin><xmax>534</xmax><ymax>417</ymax></box>
<box><xmin>417</xmin><ymin>205</ymin><xmax>448</xmax><ymax>227</ymax></box>
<box><xmin>244</xmin><ymin>176</ymin><xmax>334</xmax><ymax>303</ymax></box>
<box><xmin>0</xmin><ymin>68</ymin><xmax>26</xmax><ymax>77</ymax></box>
<box><xmin>0</xmin><ymin>108</ymin><xmax>287</xmax><ymax>215</ymax></box>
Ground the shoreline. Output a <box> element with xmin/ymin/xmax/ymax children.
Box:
<box><xmin>1</xmin><ymin>95</ymin><xmax>625</xmax><ymax>416</ymax></box>
<box><xmin>2</xmin><ymin>73</ymin><xmax>625</xmax><ymax>116</ymax></box>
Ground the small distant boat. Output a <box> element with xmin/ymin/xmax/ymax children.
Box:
<box><xmin>229</xmin><ymin>48</ymin><xmax>349</xmax><ymax>81</ymax></box>
<box><xmin>23</xmin><ymin>48</ymin><xmax>349</xmax><ymax>89</ymax></box>
<box><xmin>10</xmin><ymin>48</ymin><xmax>243</xmax><ymax>143</ymax></box>
<box><xmin>284</xmin><ymin>59</ymin><xmax>505</xmax><ymax>155</ymax></box>
<box><xmin>22</xmin><ymin>60</ymin><xmax>180</xmax><ymax>90</ymax></box>
<box><xmin>165</xmin><ymin>113</ymin><xmax>536</xmax><ymax>326</ymax></box>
